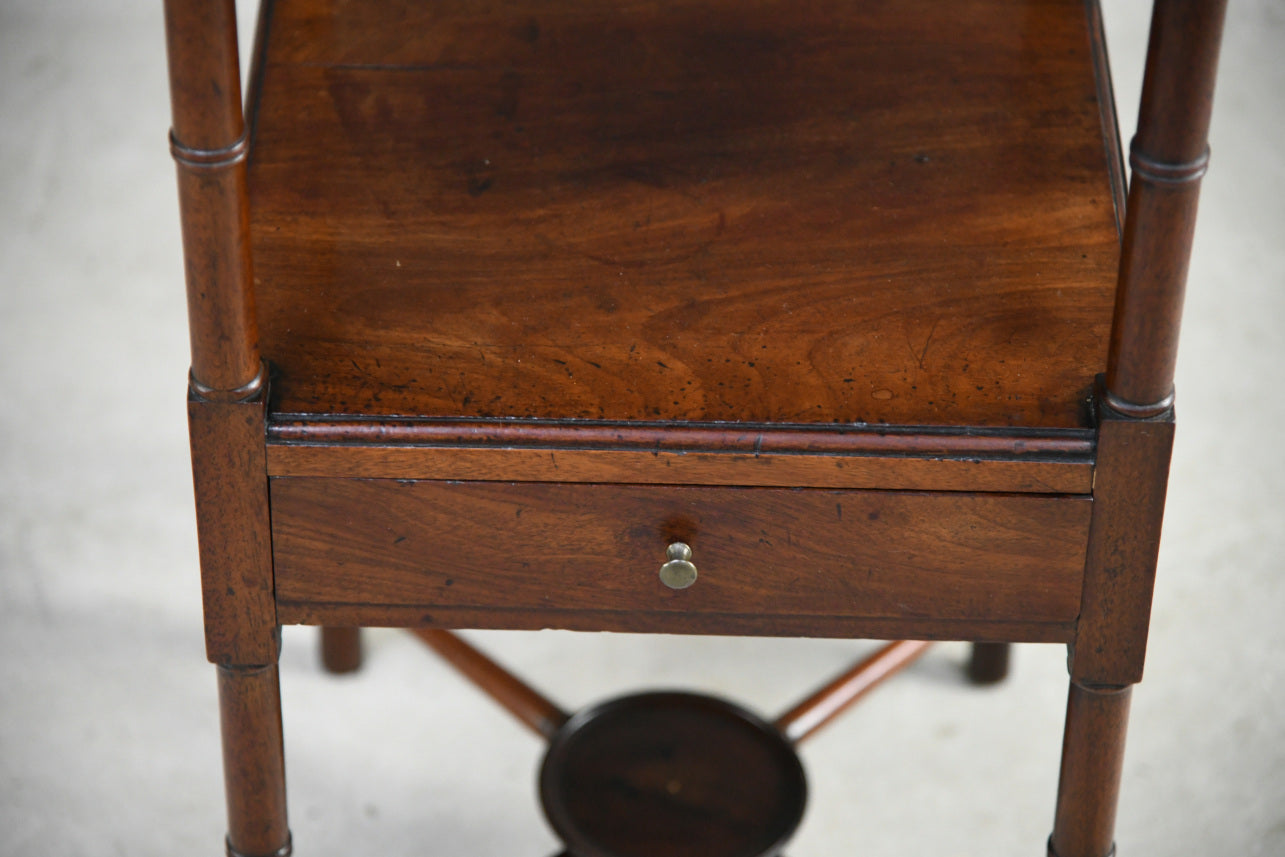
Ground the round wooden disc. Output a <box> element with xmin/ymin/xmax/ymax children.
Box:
<box><xmin>539</xmin><ymin>692</ymin><xmax>806</xmax><ymax>857</ymax></box>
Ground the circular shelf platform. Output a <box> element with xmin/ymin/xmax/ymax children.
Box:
<box><xmin>539</xmin><ymin>692</ymin><xmax>807</xmax><ymax>857</ymax></box>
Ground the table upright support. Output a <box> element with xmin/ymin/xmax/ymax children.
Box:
<box><xmin>1054</xmin><ymin>2</ymin><xmax>1227</xmax><ymax>855</ymax></box>
<box><xmin>1104</xmin><ymin>0</ymin><xmax>1228</xmax><ymax>416</ymax></box>
<box><xmin>165</xmin><ymin>2</ymin><xmax>288</xmax><ymax>855</ymax></box>
<box><xmin>163</xmin><ymin>0</ymin><xmax>262</xmax><ymax>397</ymax></box>
<box><xmin>218</xmin><ymin>665</ymin><xmax>292</xmax><ymax>857</ymax></box>
<box><xmin>1049</xmin><ymin>684</ymin><xmax>1132</xmax><ymax>857</ymax></box>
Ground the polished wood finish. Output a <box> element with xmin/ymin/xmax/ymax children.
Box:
<box><xmin>268</xmin><ymin>420</ymin><xmax>1095</xmax><ymax>459</ymax></box>
<box><xmin>776</xmin><ymin>640</ymin><xmax>931</xmax><ymax>744</ymax></box>
<box><xmin>164</xmin><ymin>0</ymin><xmax>1227</xmax><ymax>852</ymax></box>
<box><xmin>1105</xmin><ymin>0</ymin><xmax>1228</xmax><ymax>414</ymax></box>
<box><xmin>271</xmin><ymin>479</ymin><xmax>1091</xmax><ymax>635</ymax></box>
<box><xmin>319</xmin><ymin>626</ymin><xmax>362</xmax><ymax>674</ymax></box>
<box><xmin>187</xmin><ymin>391</ymin><xmax>277</xmax><ymax>665</ymax></box>
<box><xmin>1048</xmin><ymin>3</ymin><xmax>1228</xmax><ymax>853</ymax></box>
<box><xmin>248</xmin><ymin>0</ymin><xmax>1121</xmax><ymax>430</ymax></box>
<box><xmin>218</xmin><ymin>664</ymin><xmax>291</xmax><ymax>857</ymax></box>
<box><xmin>1049</xmin><ymin>683</ymin><xmax>1131</xmax><ymax>857</ymax></box>
<box><xmin>540</xmin><ymin>692</ymin><xmax>805</xmax><ymax>857</ymax></box>
<box><xmin>412</xmin><ymin>629</ymin><xmax>569</xmax><ymax>739</ymax></box>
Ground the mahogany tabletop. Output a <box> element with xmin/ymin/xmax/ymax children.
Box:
<box><xmin>248</xmin><ymin>0</ymin><xmax>1122</xmax><ymax>430</ymax></box>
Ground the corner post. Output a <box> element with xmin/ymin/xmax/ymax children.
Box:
<box><xmin>1103</xmin><ymin>0</ymin><xmax>1228</xmax><ymax>417</ymax></box>
<box><xmin>1049</xmin><ymin>683</ymin><xmax>1132</xmax><ymax>857</ymax></box>
<box><xmin>164</xmin><ymin>0</ymin><xmax>262</xmax><ymax>396</ymax></box>
<box><xmin>1053</xmin><ymin>4</ymin><xmax>1228</xmax><ymax>855</ymax></box>
<box><xmin>166</xmin><ymin>0</ymin><xmax>276</xmax><ymax>665</ymax></box>
<box><xmin>219</xmin><ymin>664</ymin><xmax>291</xmax><ymax>857</ymax></box>
<box><xmin>164</xmin><ymin>3</ymin><xmax>287</xmax><ymax>855</ymax></box>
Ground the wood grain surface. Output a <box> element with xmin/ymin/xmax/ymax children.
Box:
<box><xmin>271</xmin><ymin>478</ymin><xmax>1091</xmax><ymax>636</ymax></box>
<box><xmin>248</xmin><ymin>0</ymin><xmax>1121</xmax><ymax>428</ymax></box>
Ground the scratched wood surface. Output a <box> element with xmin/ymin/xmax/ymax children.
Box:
<box><xmin>271</xmin><ymin>478</ymin><xmax>1092</xmax><ymax>634</ymax></box>
<box><xmin>247</xmin><ymin>0</ymin><xmax>1120</xmax><ymax>428</ymax></box>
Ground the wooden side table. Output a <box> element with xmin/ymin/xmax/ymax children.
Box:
<box><xmin>163</xmin><ymin>1</ymin><xmax>1227</xmax><ymax>854</ymax></box>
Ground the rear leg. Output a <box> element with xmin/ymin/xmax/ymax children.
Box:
<box><xmin>319</xmin><ymin>627</ymin><xmax>363</xmax><ymax>674</ymax></box>
<box><xmin>966</xmin><ymin>642</ymin><xmax>1011</xmax><ymax>685</ymax></box>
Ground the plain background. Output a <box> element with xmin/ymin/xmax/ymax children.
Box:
<box><xmin>1</xmin><ymin>1</ymin><xmax>1281</xmax><ymax>854</ymax></box>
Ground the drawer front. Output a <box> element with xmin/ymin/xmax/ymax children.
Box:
<box><xmin>271</xmin><ymin>479</ymin><xmax>1090</xmax><ymax>637</ymax></box>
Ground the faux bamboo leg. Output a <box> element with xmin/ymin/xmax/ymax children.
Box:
<box><xmin>966</xmin><ymin>642</ymin><xmax>1011</xmax><ymax>685</ymax></box>
<box><xmin>412</xmin><ymin>629</ymin><xmax>569</xmax><ymax>740</ymax></box>
<box><xmin>163</xmin><ymin>0</ymin><xmax>262</xmax><ymax>397</ymax></box>
<box><xmin>1048</xmin><ymin>682</ymin><xmax>1132</xmax><ymax>857</ymax></box>
<box><xmin>319</xmin><ymin>627</ymin><xmax>363</xmax><ymax>674</ymax></box>
<box><xmin>1105</xmin><ymin>0</ymin><xmax>1228</xmax><ymax>414</ymax></box>
<box><xmin>217</xmin><ymin>664</ymin><xmax>291</xmax><ymax>857</ymax></box>
<box><xmin>774</xmin><ymin>640</ymin><xmax>931</xmax><ymax>745</ymax></box>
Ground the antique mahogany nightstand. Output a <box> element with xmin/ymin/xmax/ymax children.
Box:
<box><xmin>164</xmin><ymin>0</ymin><xmax>1226</xmax><ymax>854</ymax></box>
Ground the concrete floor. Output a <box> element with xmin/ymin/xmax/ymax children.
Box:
<box><xmin>1</xmin><ymin>1</ymin><xmax>1282</xmax><ymax>855</ymax></box>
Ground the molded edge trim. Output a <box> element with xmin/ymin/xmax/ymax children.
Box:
<box><xmin>267</xmin><ymin>415</ymin><xmax>1093</xmax><ymax>458</ymax></box>
<box><xmin>264</xmin><ymin>418</ymin><xmax>1095</xmax><ymax>492</ymax></box>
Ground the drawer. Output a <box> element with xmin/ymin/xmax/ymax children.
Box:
<box><xmin>271</xmin><ymin>479</ymin><xmax>1091</xmax><ymax>640</ymax></box>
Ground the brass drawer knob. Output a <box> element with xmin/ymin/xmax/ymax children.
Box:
<box><xmin>659</xmin><ymin>542</ymin><xmax>698</xmax><ymax>590</ymax></box>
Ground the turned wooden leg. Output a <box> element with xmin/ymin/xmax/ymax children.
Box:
<box><xmin>1048</xmin><ymin>682</ymin><xmax>1132</xmax><ymax>857</ymax></box>
<box><xmin>218</xmin><ymin>664</ymin><xmax>292</xmax><ymax>857</ymax></box>
<box><xmin>966</xmin><ymin>642</ymin><xmax>1011</xmax><ymax>685</ymax></box>
<box><xmin>320</xmin><ymin>626</ymin><xmax>363</xmax><ymax>674</ymax></box>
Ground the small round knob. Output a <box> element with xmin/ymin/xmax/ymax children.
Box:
<box><xmin>659</xmin><ymin>542</ymin><xmax>698</xmax><ymax>590</ymax></box>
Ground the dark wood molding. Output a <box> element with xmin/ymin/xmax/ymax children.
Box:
<box><xmin>267</xmin><ymin>416</ymin><xmax>1094</xmax><ymax>457</ymax></box>
<box><xmin>266</xmin><ymin>418</ymin><xmax>1095</xmax><ymax>491</ymax></box>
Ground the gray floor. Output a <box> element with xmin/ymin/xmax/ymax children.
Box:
<box><xmin>1</xmin><ymin>1</ymin><xmax>1282</xmax><ymax>855</ymax></box>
